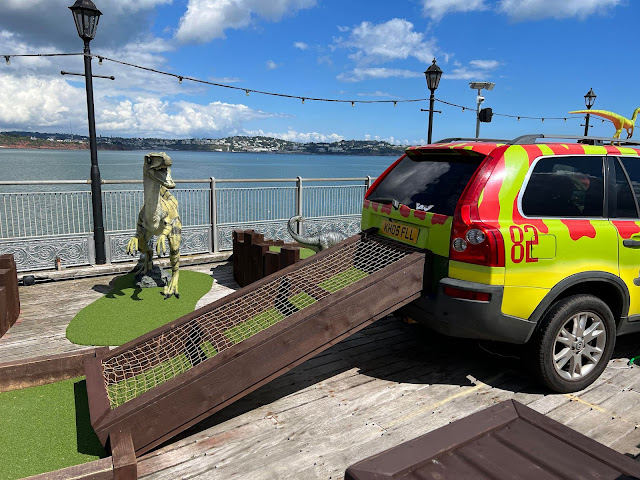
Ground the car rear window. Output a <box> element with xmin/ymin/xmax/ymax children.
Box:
<box><xmin>367</xmin><ymin>152</ymin><xmax>484</xmax><ymax>216</ymax></box>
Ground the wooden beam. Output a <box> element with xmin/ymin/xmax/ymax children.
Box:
<box><xmin>110</xmin><ymin>429</ymin><xmax>137</xmax><ymax>480</ymax></box>
<box><xmin>0</xmin><ymin>347</ymin><xmax>110</xmax><ymax>392</ymax></box>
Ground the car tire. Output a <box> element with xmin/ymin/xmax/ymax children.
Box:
<box><xmin>528</xmin><ymin>294</ymin><xmax>615</xmax><ymax>393</ymax></box>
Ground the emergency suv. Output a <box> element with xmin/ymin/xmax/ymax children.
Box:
<box><xmin>362</xmin><ymin>134</ymin><xmax>640</xmax><ymax>392</ymax></box>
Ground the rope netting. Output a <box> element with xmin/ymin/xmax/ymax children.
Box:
<box><xmin>101</xmin><ymin>234</ymin><xmax>419</xmax><ymax>408</ymax></box>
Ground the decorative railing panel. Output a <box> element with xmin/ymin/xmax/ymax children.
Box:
<box><xmin>0</xmin><ymin>177</ymin><xmax>373</xmax><ymax>271</ymax></box>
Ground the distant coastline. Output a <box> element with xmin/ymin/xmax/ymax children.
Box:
<box><xmin>0</xmin><ymin>132</ymin><xmax>408</xmax><ymax>156</ymax></box>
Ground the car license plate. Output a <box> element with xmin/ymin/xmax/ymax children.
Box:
<box><xmin>380</xmin><ymin>220</ymin><xmax>419</xmax><ymax>244</ymax></box>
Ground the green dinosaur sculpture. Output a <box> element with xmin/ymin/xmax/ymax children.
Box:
<box><xmin>126</xmin><ymin>152</ymin><xmax>182</xmax><ymax>298</ymax></box>
<box><xmin>569</xmin><ymin>108</ymin><xmax>640</xmax><ymax>139</ymax></box>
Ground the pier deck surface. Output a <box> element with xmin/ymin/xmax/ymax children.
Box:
<box><xmin>1</xmin><ymin>262</ymin><xmax>639</xmax><ymax>479</ymax></box>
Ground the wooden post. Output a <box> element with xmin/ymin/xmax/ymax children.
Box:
<box><xmin>280</xmin><ymin>246</ymin><xmax>300</xmax><ymax>269</ymax></box>
<box><xmin>232</xmin><ymin>230</ymin><xmax>244</xmax><ymax>286</ymax></box>
<box><xmin>0</xmin><ymin>287</ymin><xmax>8</xmax><ymax>338</ymax></box>
<box><xmin>251</xmin><ymin>243</ymin><xmax>269</xmax><ymax>284</ymax></box>
<box><xmin>0</xmin><ymin>254</ymin><xmax>19</xmax><ymax>333</ymax></box>
<box><xmin>263</xmin><ymin>251</ymin><xmax>281</xmax><ymax>277</ymax></box>
<box><xmin>111</xmin><ymin>429</ymin><xmax>137</xmax><ymax>480</ymax></box>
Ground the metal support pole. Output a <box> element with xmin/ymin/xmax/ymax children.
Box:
<box><xmin>475</xmin><ymin>88</ymin><xmax>482</xmax><ymax>139</ymax></box>
<box><xmin>84</xmin><ymin>40</ymin><xmax>106</xmax><ymax>264</ymax></box>
<box><xmin>365</xmin><ymin>176</ymin><xmax>372</xmax><ymax>191</ymax></box>
<box><xmin>427</xmin><ymin>90</ymin><xmax>436</xmax><ymax>144</ymax></box>
<box><xmin>210</xmin><ymin>177</ymin><xmax>217</xmax><ymax>252</ymax></box>
<box><xmin>296</xmin><ymin>176</ymin><xmax>303</xmax><ymax>234</ymax></box>
<box><xmin>584</xmin><ymin>111</ymin><xmax>592</xmax><ymax>136</ymax></box>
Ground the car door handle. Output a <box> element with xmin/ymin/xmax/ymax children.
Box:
<box><xmin>623</xmin><ymin>239</ymin><xmax>640</xmax><ymax>248</ymax></box>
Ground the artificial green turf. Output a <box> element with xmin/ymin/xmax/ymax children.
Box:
<box><xmin>225</xmin><ymin>308</ymin><xmax>285</xmax><ymax>344</ymax></box>
<box><xmin>319</xmin><ymin>267</ymin><xmax>369</xmax><ymax>293</ymax></box>
<box><xmin>289</xmin><ymin>291</ymin><xmax>317</xmax><ymax>309</ymax></box>
<box><xmin>66</xmin><ymin>270</ymin><xmax>213</xmax><ymax>346</ymax></box>
<box><xmin>268</xmin><ymin>245</ymin><xmax>316</xmax><ymax>259</ymax></box>
<box><xmin>201</xmin><ymin>340</ymin><xmax>219</xmax><ymax>359</ymax></box>
<box><xmin>0</xmin><ymin>377</ymin><xmax>106</xmax><ymax>480</ymax></box>
<box><xmin>106</xmin><ymin>354</ymin><xmax>192</xmax><ymax>408</ymax></box>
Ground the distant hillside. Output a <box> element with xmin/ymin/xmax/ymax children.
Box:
<box><xmin>0</xmin><ymin>131</ymin><xmax>408</xmax><ymax>155</ymax></box>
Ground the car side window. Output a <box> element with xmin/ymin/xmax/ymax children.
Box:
<box><xmin>521</xmin><ymin>156</ymin><xmax>604</xmax><ymax>218</ymax></box>
<box><xmin>613</xmin><ymin>158</ymin><xmax>638</xmax><ymax>218</ymax></box>
<box><xmin>618</xmin><ymin>157</ymin><xmax>640</xmax><ymax>218</ymax></box>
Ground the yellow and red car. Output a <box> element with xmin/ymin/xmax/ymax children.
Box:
<box><xmin>362</xmin><ymin>134</ymin><xmax>640</xmax><ymax>392</ymax></box>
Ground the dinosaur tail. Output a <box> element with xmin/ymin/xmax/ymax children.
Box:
<box><xmin>287</xmin><ymin>216</ymin><xmax>321</xmax><ymax>248</ymax></box>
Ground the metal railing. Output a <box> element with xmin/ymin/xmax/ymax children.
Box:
<box><xmin>0</xmin><ymin>176</ymin><xmax>373</xmax><ymax>271</ymax></box>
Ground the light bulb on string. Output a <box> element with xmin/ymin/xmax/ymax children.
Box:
<box><xmin>4</xmin><ymin>56</ymin><xmax>10</xmax><ymax>65</ymax></box>
<box><xmin>246</xmin><ymin>90</ymin><xmax>250</xmax><ymax>96</ymax></box>
<box><xmin>393</xmin><ymin>101</ymin><xmax>397</xmax><ymax>107</ymax></box>
<box><xmin>301</xmin><ymin>98</ymin><xmax>305</xmax><ymax>104</ymax></box>
<box><xmin>179</xmin><ymin>76</ymin><xmax>183</xmax><ymax>84</ymax></box>
<box><xmin>98</xmin><ymin>57</ymin><xmax>103</xmax><ymax>65</ymax></box>
<box><xmin>351</xmin><ymin>101</ymin><xmax>355</xmax><ymax>107</ymax></box>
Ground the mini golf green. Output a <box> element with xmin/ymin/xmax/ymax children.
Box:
<box><xmin>66</xmin><ymin>270</ymin><xmax>213</xmax><ymax>346</ymax></box>
<box><xmin>0</xmin><ymin>377</ymin><xmax>106</xmax><ymax>480</ymax></box>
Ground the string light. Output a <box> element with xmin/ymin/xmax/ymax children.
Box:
<box><xmin>542</xmin><ymin>118</ymin><xmax>545</xmax><ymax>123</ymax></box>
<box><xmin>0</xmin><ymin>51</ymin><xmax>589</xmax><ymax>122</ymax></box>
<box><xmin>4</xmin><ymin>56</ymin><xmax>9</xmax><ymax>65</ymax></box>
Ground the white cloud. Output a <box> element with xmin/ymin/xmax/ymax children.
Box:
<box><xmin>333</xmin><ymin>19</ymin><xmax>435</xmax><ymax>65</ymax></box>
<box><xmin>0</xmin><ymin>73</ymin><xmax>278</xmax><ymax>137</ymax></box>
<box><xmin>175</xmin><ymin>0</ymin><xmax>316</xmax><ymax>44</ymax></box>
<box><xmin>0</xmin><ymin>74</ymin><xmax>82</xmax><ymax>127</ymax></box>
<box><xmin>246</xmin><ymin>129</ymin><xmax>344</xmax><ymax>143</ymax></box>
<box><xmin>294</xmin><ymin>41</ymin><xmax>308</xmax><ymax>50</ymax></box>
<box><xmin>422</xmin><ymin>0</ymin><xmax>488</xmax><ymax>20</ymax></box>
<box><xmin>266</xmin><ymin>60</ymin><xmax>279</xmax><ymax>70</ymax></box>
<box><xmin>98</xmin><ymin>98</ymin><xmax>274</xmax><ymax>137</ymax></box>
<box><xmin>499</xmin><ymin>0</ymin><xmax>622</xmax><ymax>20</ymax></box>
<box><xmin>337</xmin><ymin>68</ymin><xmax>422</xmax><ymax>83</ymax></box>
<box><xmin>357</xmin><ymin>91</ymin><xmax>398</xmax><ymax>98</ymax></box>
<box><xmin>469</xmin><ymin>59</ymin><xmax>500</xmax><ymax>69</ymax></box>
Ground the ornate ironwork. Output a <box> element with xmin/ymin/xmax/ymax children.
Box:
<box><xmin>0</xmin><ymin>234</ymin><xmax>94</xmax><ymax>272</ymax></box>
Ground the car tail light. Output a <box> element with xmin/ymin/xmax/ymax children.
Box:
<box><xmin>450</xmin><ymin>149</ymin><xmax>506</xmax><ymax>267</ymax></box>
<box><xmin>443</xmin><ymin>286</ymin><xmax>491</xmax><ymax>302</ymax></box>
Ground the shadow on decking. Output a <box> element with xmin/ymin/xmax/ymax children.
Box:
<box><xmin>160</xmin><ymin>311</ymin><xmax>639</xmax><ymax>450</ymax></box>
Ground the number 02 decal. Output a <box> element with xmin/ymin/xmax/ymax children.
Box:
<box><xmin>509</xmin><ymin>225</ymin><xmax>539</xmax><ymax>263</ymax></box>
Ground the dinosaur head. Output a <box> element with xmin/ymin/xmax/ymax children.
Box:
<box><xmin>144</xmin><ymin>152</ymin><xmax>175</xmax><ymax>189</ymax></box>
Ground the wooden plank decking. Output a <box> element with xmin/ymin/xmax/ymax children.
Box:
<box><xmin>1</xmin><ymin>261</ymin><xmax>639</xmax><ymax>480</ymax></box>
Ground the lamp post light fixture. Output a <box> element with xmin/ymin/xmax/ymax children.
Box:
<box><xmin>424</xmin><ymin>58</ymin><xmax>443</xmax><ymax>144</ymax></box>
<box><xmin>583</xmin><ymin>88</ymin><xmax>597</xmax><ymax>137</ymax></box>
<box><xmin>469</xmin><ymin>81</ymin><xmax>495</xmax><ymax>138</ymax></box>
<box><xmin>69</xmin><ymin>0</ymin><xmax>106</xmax><ymax>265</ymax></box>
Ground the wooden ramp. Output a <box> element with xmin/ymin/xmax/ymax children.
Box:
<box><xmin>85</xmin><ymin>231</ymin><xmax>426</xmax><ymax>457</ymax></box>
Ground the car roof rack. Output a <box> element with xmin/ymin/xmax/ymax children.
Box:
<box><xmin>511</xmin><ymin>134</ymin><xmax>640</xmax><ymax>146</ymax></box>
<box><xmin>435</xmin><ymin>134</ymin><xmax>640</xmax><ymax>147</ymax></box>
<box><xmin>435</xmin><ymin>137</ymin><xmax>511</xmax><ymax>144</ymax></box>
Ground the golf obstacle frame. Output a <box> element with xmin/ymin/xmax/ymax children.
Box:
<box><xmin>85</xmin><ymin>230</ymin><xmax>428</xmax><ymax>458</ymax></box>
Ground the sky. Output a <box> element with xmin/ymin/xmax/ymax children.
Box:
<box><xmin>0</xmin><ymin>0</ymin><xmax>637</xmax><ymax>145</ymax></box>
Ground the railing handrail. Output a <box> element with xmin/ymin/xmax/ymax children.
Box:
<box><xmin>0</xmin><ymin>176</ymin><xmax>374</xmax><ymax>186</ymax></box>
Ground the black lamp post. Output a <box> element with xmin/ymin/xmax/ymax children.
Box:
<box><xmin>69</xmin><ymin>0</ymin><xmax>106</xmax><ymax>264</ymax></box>
<box><xmin>583</xmin><ymin>88</ymin><xmax>596</xmax><ymax>137</ymax></box>
<box><xmin>424</xmin><ymin>58</ymin><xmax>443</xmax><ymax>144</ymax></box>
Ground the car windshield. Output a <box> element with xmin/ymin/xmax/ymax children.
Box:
<box><xmin>367</xmin><ymin>152</ymin><xmax>484</xmax><ymax>216</ymax></box>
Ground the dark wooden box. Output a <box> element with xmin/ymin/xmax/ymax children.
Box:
<box><xmin>0</xmin><ymin>254</ymin><xmax>20</xmax><ymax>338</ymax></box>
<box><xmin>232</xmin><ymin>230</ymin><xmax>300</xmax><ymax>287</ymax></box>
<box><xmin>346</xmin><ymin>399</ymin><xmax>640</xmax><ymax>480</ymax></box>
